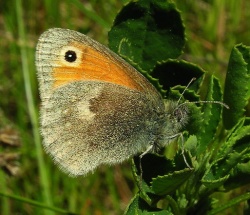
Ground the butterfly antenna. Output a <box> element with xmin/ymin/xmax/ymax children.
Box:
<box><xmin>177</xmin><ymin>77</ymin><xmax>196</xmax><ymax>104</ymax></box>
<box><xmin>175</xmin><ymin>77</ymin><xmax>229</xmax><ymax>109</ymax></box>
<box><xmin>179</xmin><ymin>100</ymin><xmax>230</xmax><ymax>109</ymax></box>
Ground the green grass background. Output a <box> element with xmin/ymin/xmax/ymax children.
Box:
<box><xmin>0</xmin><ymin>0</ymin><xmax>249</xmax><ymax>214</ymax></box>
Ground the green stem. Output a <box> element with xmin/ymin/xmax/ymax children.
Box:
<box><xmin>15</xmin><ymin>0</ymin><xmax>53</xmax><ymax>214</ymax></box>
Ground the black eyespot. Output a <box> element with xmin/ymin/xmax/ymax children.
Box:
<box><xmin>64</xmin><ymin>50</ymin><xmax>77</xmax><ymax>62</ymax></box>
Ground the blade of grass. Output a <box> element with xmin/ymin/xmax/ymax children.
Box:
<box><xmin>0</xmin><ymin>192</ymin><xmax>77</xmax><ymax>215</ymax></box>
<box><xmin>15</xmin><ymin>1</ymin><xmax>54</xmax><ymax>214</ymax></box>
<box><xmin>0</xmin><ymin>172</ymin><xmax>10</xmax><ymax>215</ymax></box>
<box><xmin>208</xmin><ymin>192</ymin><xmax>250</xmax><ymax>215</ymax></box>
<box><xmin>70</xmin><ymin>0</ymin><xmax>110</xmax><ymax>29</ymax></box>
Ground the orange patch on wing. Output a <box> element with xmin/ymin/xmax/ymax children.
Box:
<box><xmin>52</xmin><ymin>42</ymin><xmax>143</xmax><ymax>91</ymax></box>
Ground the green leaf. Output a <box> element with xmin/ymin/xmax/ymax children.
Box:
<box><xmin>196</xmin><ymin>76</ymin><xmax>223</xmax><ymax>155</ymax></box>
<box><xmin>151</xmin><ymin>59</ymin><xmax>205</xmax><ymax>95</ymax></box>
<box><xmin>108</xmin><ymin>0</ymin><xmax>185</xmax><ymax>72</ymax></box>
<box><xmin>202</xmin><ymin>169</ymin><xmax>230</xmax><ymax>189</ymax></box>
<box><xmin>202</xmin><ymin>150</ymin><xmax>245</xmax><ymax>189</ymax></box>
<box><xmin>124</xmin><ymin>194</ymin><xmax>172</xmax><ymax>215</ymax></box>
<box><xmin>132</xmin><ymin>154</ymin><xmax>177</xmax><ymax>205</ymax></box>
<box><xmin>214</xmin><ymin>118</ymin><xmax>250</xmax><ymax>190</ymax></box>
<box><xmin>223</xmin><ymin>44</ymin><xmax>250</xmax><ymax>129</ymax></box>
<box><xmin>224</xmin><ymin>159</ymin><xmax>250</xmax><ymax>191</ymax></box>
<box><xmin>132</xmin><ymin>154</ymin><xmax>176</xmax><ymax>186</ymax></box>
<box><xmin>237</xmin><ymin>159</ymin><xmax>250</xmax><ymax>174</ymax></box>
<box><xmin>151</xmin><ymin>168</ymin><xmax>193</xmax><ymax>195</ymax></box>
<box><xmin>217</xmin><ymin>118</ymin><xmax>250</xmax><ymax>158</ymax></box>
<box><xmin>184</xmin><ymin>135</ymin><xmax>198</xmax><ymax>157</ymax></box>
<box><xmin>200</xmin><ymin>118</ymin><xmax>250</xmax><ymax>190</ymax></box>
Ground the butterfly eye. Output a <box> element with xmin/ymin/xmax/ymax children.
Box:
<box><xmin>173</xmin><ymin>109</ymin><xmax>182</xmax><ymax>122</ymax></box>
<box><xmin>64</xmin><ymin>50</ymin><xmax>77</xmax><ymax>62</ymax></box>
<box><xmin>173</xmin><ymin>105</ymin><xmax>189</xmax><ymax>123</ymax></box>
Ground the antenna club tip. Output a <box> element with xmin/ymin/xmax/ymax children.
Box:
<box><xmin>224</xmin><ymin>104</ymin><xmax>230</xmax><ymax>109</ymax></box>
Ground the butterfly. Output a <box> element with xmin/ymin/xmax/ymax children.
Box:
<box><xmin>36</xmin><ymin>28</ymin><xmax>189</xmax><ymax>176</ymax></box>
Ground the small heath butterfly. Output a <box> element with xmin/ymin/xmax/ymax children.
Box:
<box><xmin>36</xmin><ymin>28</ymin><xmax>189</xmax><ymax>176</ymax></box>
